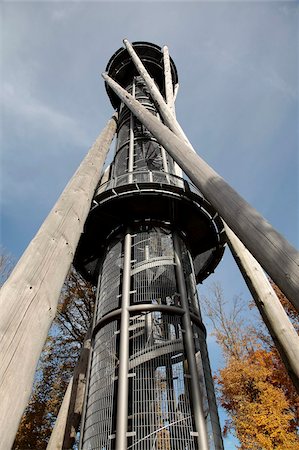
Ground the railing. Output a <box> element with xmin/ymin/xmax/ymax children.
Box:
<box><xmin>95</xmin><ymin>170</ymin><xmax>203</xmax><ymax>198</ymax></box>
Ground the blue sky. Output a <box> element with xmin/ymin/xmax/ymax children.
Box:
<box><xmin>1</xmin><ymin>1</ymin><xmax>298</xmax><ymax>448</ymax></box>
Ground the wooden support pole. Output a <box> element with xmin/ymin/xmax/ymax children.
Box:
<box><xmin>109</xmin><ymin>52</ymin><xmax>299</xmax><ymax>392</ymax></box>
<box><xmin>62</xmin><ymin>330</ymin><xmax>91</xmax><ymax>448</ymax></box>
<box><xmin>123</xmin><ymin>39</ymin><xmax>191</xmax><ymax>146</ymax></box>
<box><xmin>47</xmin><ymin>378</ymin><xmax>74</xmax><ymax>450</ymax></box>
<box><xmin>47</xmin><ymin>330</ymin><xmax>91</xmax><ymax>450</ymax></box>
<box><xmin>0</xmin><ymin>115</ymin><xmax>117</xmax><ymax>450</ymax></box>
<box><xmin>162</xmin><ymin>45</ymin><xmax>182</xmax><ymax>179</ymax></box>
<box><xmin>173</xmin><ymin>83</ymin><xmax>179</xmax><ymax>102</ymax></box>
<box><xmin>162</xmin><ymin>45</ymin><xmax>175</xmax><ymax>115</ymax></box>
<box><xmin>102</xmin><ymin>73</ymin><xmax>299</xmax><ymax>311</ymax></box>
<box><xmin>225</xmin><ymin>224</ymin><xmax>299</xmax><ymax>393</ymax></box>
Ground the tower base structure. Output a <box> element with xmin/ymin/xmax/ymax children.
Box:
<box><xmin>75</xmin><ymin>42</ymin><xmax>226</xmax><ymax>449</ymax></box>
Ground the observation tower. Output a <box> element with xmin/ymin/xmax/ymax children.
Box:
<box><xmin>1</xmin><ymin>39</ymin><xmax>298</xmax><ymax>450</ymax></box>
<box><xmin>75</xmin><ymin>41</ymin><xmax>226</xmax><ymax>450</ymax></box>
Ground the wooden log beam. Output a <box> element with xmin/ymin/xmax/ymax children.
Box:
<box><xmin>62</xmin><ymin>330</ymin><xmax>91</xmax><ymax>448</ymax></box>
<box><xmin>123</xmin><ymin>39</ymin><xmax>191</xmax><ymax>146</ymax></box>
<box><xmin>162</xmin><ymin>45</ymin><xmax>175</xmax><ymax>115</ymax></box>
<box><xmin>162</xmin><ymin>45</ymin><xmax>182</xmax><ymax>179</ymax></box>
<box><xmin>0</xmin><ymin>115</ymin><xmax>117</xmax><ymax>450</ymax></box>
<box><xmin>225</xmin><ymin>224</ymin><xmax>299</xmax><ymax>393</ymax></box>
<box><xmin>47</xmin><ymin>378</ymin><xmax>74</xmax><ymax>450</ymax></box>
<box><xmin>113</xmin><ymin>49</ymin><xmax>299</xmax><ymax>392</ymax></box>
<box><xmin>47</xmin><ymin>330</ymin><xmax>91</xmax><ymax>450</ymax></box>
<box><xmin>102</xmin><ymin>73</ymin><xmax>299</xmax><ymax>311</ymax></box>
<box><xmin>173</xmin><ymin>83</ymin><xmax>179</xmax><ymax>102</ymax></box>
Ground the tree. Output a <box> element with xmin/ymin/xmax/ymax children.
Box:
<box><xmin>218</xmin><ymin>350</ymin><xmax>299</xmax><ymax>449</ymax></box>
<box><xmin>203</xmin><ymin>283</ymin><xmax>258</xmax><ymax>360</ymax></box>
<box><xmin>203</xmin><ymin>283</ymin><xmax>299</xmax><ymax>449</ymax></box>
<box><xmin>251</xmin><ymin>281</ymin><xmax>299</xmax><ymax>431</ymax></box>
<box><xmin>13</xmin><ymin>266</ymin><xmax>95</xmax><ymax>449</ymax></box>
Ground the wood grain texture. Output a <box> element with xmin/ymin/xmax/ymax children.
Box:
<box><xmin>102</xmin><ymin>72</ymin><xmax>299</xmax><ymax>311</ymax></box>
<box><xmin>162</xmin><ymin>46</ymin><xmax>175</xmax><ymax>115</ymax></box>
<box><xmin>47</xmin><ymin>330</ymin><xmax>91</xmax><ymax>450</ymax></box>
<box><xmin>162</xmin><ymin>46</ymin><xmax>182</xmax><ymax>179</ymax></box>
<box><xmin>123</xmin><ymin>39</ymin><xmax>191</xmax><ymax>146</ymax></box>
<box><xmin>47</xmin><ymin>378</ymin><xmax>74</xmax><ymax>450</ymax></box>
<box><xmin>0</xmin><ymin>115</ymin><xmax>117</xmax><ymax>450</ymax></box>
<box><xmin>62</xmin><ymin>330</ymin><xmax>91</xmax><ymax>449</ymax></box>
<box><xmin>225</xmin><ymin>224</ymin><xmax>299</xmax><ymax>393</ymax></box>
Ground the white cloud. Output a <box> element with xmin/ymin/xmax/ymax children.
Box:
<box><xmin>2</xmin><ymin>81</ymin><xmax>89</xmax><ymax>147</ymax></box>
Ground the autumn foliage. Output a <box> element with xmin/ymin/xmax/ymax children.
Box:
<box><xmin>204</xmin><ymin>283</ymin><xmax>299</xmax><ymax>449</ymax></box>
<box><xmin>218</xmin><ymin>350</ymin><xmax>298</xmax><ymax>449</ymax></box>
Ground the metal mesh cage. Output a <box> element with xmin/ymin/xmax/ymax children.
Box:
<box><xmin>134</xmin><ymin>139</ymin><xmax>164</xmax><ymax>173</ymax></box>
<box><xmin>131</xmin><ymin>228</ymin><xmax>178</xmax><ymax>306</ymax></box>
<box><xmin>110</xmin><ymin>76</ymin><xmax>178</xmax><ymax>189</ymax></box>
<box><xmin>81</xmin><ymin>321</ymin><xmax>118</xmax><ymax>450</ymax></box>
<box><xmin>114</xmin><ymin>146</ymin><xmax>129</xmax><ymax>180</ymax></box>
<box><xmin>117</xmin><ymin>118</ymin><xmax>130</xmax><ymax>151</ymax></box>
<box><xmin>128</xmin><ymin>312</ymin><xmax>198</xmax><ymax>450</ymax></box>
<box><xmin>77</xmin><ymin>43</ymin><xmax>225</xmax><ymax>450</ymax></box>
<box><xmin>81</xmin><ymin>227</ymin><xmax>222</xmax><ymax>448</ymax></box>
<box><xmin>96</xmin><ymin>240</ymin><xmax>123</xmax><ymax>322</ymax></box>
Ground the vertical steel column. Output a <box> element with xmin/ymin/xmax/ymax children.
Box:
<box><xmin>160</xmin><ymin>140</ymin><xmax>171</xmax><ymax>183</ymax></box>
<box><xmin>198</xmin><ymin>338</ymin><xmax>224</xmax><ymax>450</ymax></box>
<box><xmin>115</xmin><ymin>231</ymin><xmax>132</xmax><ymax>450</ymax></box>
<box><xmin>128</xmin><ymin>81</ymin><xmax>135</xmax><ymax>184</ymax></box>
<box><xmin>189</xmin><ymin>255</ymin><xmax>224</xmax><ymax>449</ymax></box>
<box><xmin>173</xmin><ymin>233</ymin><xmax>209</xmax><ymax>450</ymax></box>
<box><xmin>161</xmin><ymin>146</ymin><xmax>169</xmax><ymax>174</ymax></box>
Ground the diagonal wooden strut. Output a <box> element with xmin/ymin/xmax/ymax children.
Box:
<box><xmin>115</xmin><ymin>41</ymin><xmax>299</xmax><ymax>392</ymax></box>
<box><xmin>0</xmin><ymin>115</ymin><xmax>117</xmax><ymax>450</ymax></box>
<box><xmin>47</xmin><ymin>329</ymin><xmax>91</xmax><ymax>450</ymax></box>
<box><xmin>162</xmin><ymin>45</ymin><xmax>176</xmax><ymax>115</ymax></box>
<box><xmin>103</xmin><ymin>73</ymin><xmax>299</xmax><ymax>309</ymax></box>
<box><xmin>102</xmin><ymin>72</ymin><xmax>299</xmax><ymax>387</ymax></box>
<box><xmin>224</xmin><ymin>224</ymin><xmax>299</xmax><ymax>393</ymax></box>
<box><xmin>162</xmin><ymin>45</ymin><xmax>182</xmax><ymax>180</ymax></box>
<box><xmin>123</xmin><ymin>39</ymin><xmax>192</xmax><ymax>147</ymax></box>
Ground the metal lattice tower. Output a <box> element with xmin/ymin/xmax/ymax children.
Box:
<box><xmin>1</xmin><ymin>39</ymin><xmax>298</xmax><ymax>450</ymax></box>
<box><xmin>74</xmin><ymin>42</ymin><xmax>226</xmax><ymax>450</ymax></box>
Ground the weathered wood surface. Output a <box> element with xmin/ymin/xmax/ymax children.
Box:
<box><xmin>62</xmin><ymin>330</ymin><xmax>91</xmax><ymax>448</ymax></box>
<box><xmin>123</xmin><ymin>39</ymin><xmax>191</xmax><ymax>146</ymax></box>
<box><xmin>47</xmin><ymin>330</ymin><xmax>91</xmax><ymax>450</ymax></box>
<box><xmin>128</xmin><ymin>39</ymin><xmax>299</xmax><ymax>396</ymax></box>
<box><xmin>162</xmin><ymin>45</ymin><xmax>182</xmax><ymax>179</ymax></box>
<box><xmin>225</xmin><ymin>224</ymin><xmax>299</xmax><ymax>393</ymax></box>
<box><xmin>162</xmin><ymin>45</ymin><xmax>175</xmax><ymax>115</ymax></box>
<box><xmin>102</xmin><ymin>73</ymin><xmax>299</xmax><ymax>310</ymax></box>
<box><xmin>0</xmin><ymin>115</ymin><xmax>117</xmax><ymax>450</ymax></box>
<box><xmin>173</xmin><ymin>83</ymin><xmax>179</xmax><ymax>102</ymax></box>
<box><xmin>47</xmin><ymin>378</ymin><xmax>74</xmax><ymax>450</ymax></box>
<box><xmin>117</xmin><ymin>49</ymin><xmax>299</xmax><ymax>383</ymax></box>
